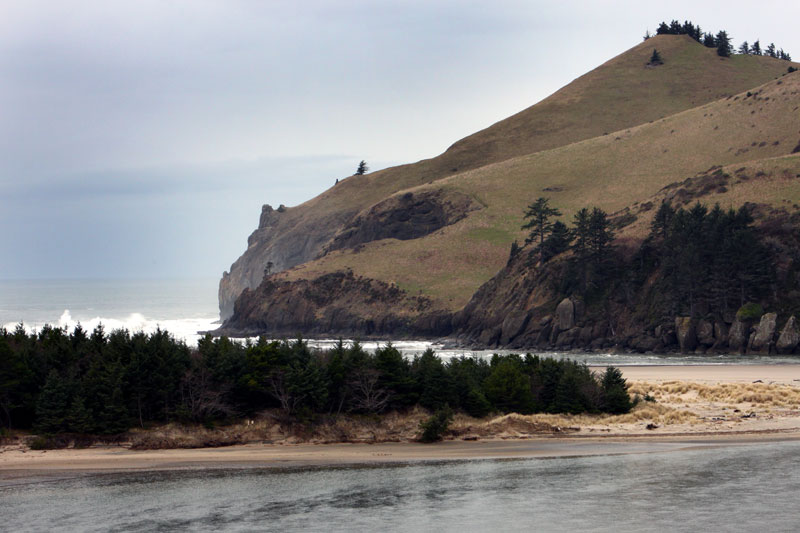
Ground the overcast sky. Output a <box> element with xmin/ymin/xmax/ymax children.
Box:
<box><xmin>2</xmin><ymin>0</ymin><xmax>798</xmax><ymax>280</ymax></box>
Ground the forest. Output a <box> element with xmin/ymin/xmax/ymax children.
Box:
<box><xmin>0</xmin><ymin>326</ymin><xmax>633</xmax><ymax>435</ymax></box>
<box><xmin>519</xmin><ymin>197</ymin><xmax>780</xmax><ymax>331</ymax></box>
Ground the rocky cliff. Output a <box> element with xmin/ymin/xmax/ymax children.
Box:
<box><xmin>217</xmin><ymin>270</ymin><xmax>453</xmax><ymax>339</ymax></box>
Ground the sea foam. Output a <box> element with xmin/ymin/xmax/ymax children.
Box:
<box><xmin>4</xmin><ymin>309</ymin><xmax>219</xmax><ymax>346</ymax></box>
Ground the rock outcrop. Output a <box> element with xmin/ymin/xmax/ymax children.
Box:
<box><xmin>675</xmin><ymin>317</ymin><xmax>697</xmax><ymax>353</ymax></box>
<box><xmin>749</xmin><ymin>313</ymin><xmax>777</xmax><ymax>354</ymax></box>
<box><xmin>728</xmin><ymin>319</ymin><xmax>751</xmax><ymax>353</ymax></box>
<box><xmin>322</xmin><ymin>190</ymin><xmax>479</xmax><ymax>255</ymax></box>
<box><xmin>217</xmin><ymin>270</ymin><xmax>453</xmax><ymax>338</ymax></box>
<box><xmin>697</xmin><ymin>319</ymin><xmax>715</xmax><ymax>347</ymax></box>
<box><xmin>218</xmin><ymin>204</ymin><xmax>357</xmax><ymax>320</ymax></box>
<box><xmin>776</xmin><ymin>316</ymin><xmax>800</xmax><ymax>354</ymax></box>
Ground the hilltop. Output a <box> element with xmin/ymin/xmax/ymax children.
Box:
<box><xmin>217</xmin><ymin>34</ymin><xmax>800</xmax><ymax>352</ymax></box>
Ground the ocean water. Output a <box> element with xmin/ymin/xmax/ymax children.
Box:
<box><xmin>2</xmin><ymin>278</ymin><xmax>799</xmax><ymax>363</ymax></box>
<box><xmin>3</xmin><ymin>440</ymin><xmax>800</xmax><ymax>532</ymax></box>
<box><xmin>0</xmin><ymin>278</ymin><xmax>220</xmax><ymax>346</ymax></box>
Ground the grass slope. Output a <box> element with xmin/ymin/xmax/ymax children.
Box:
<box><xmin>281</xmin><ymin>67</ymin><xmax>800</xmax><ymax>310</ymax></box>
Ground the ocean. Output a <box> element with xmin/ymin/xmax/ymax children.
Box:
<box><xmin>0</xmin><ymin>278</ymin><xmax>221</xmax><ymax>346</ymax></box>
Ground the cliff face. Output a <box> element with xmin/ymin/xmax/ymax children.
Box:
<box><xmin>218</xmin><ymin>203</ymin><xmax>357</xmax><ymax>319</ymax></box>
<box><xmin>218</xmin><ymin>270</ymin><xmax>453</xmax><ymax>338</ymax></box>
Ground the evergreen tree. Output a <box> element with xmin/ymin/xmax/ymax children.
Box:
<box><xmin>752</xmin><ymin>40</ymin><xmax>762</xmax><ymax>55</ymax></box>
<box><xmin>600</xmin><ymin>367</ymin><xmax>633</xmax><ymax>414</ymax></box>
<box><xmin>588</xmin><ymin>207</ymin><xmax>614</xmax><ymax>266</ymax></box>
<box><xmin>374</xmin><ymin>344</ymin><xmax>417</xmax><ymax>409</ymax></box>
<box><xmin>738</xmin><ymin>41</ymin><xmax>750</xmax><ymax>55</ymax></box>
<box><xmin>522</xmin><ymin>197</ymin><xmax>562</xmax><ymax>263</ymax></box>
<box><xmin>66</xmin><ymin>395</ymin><xmax>94</xmax><ymax>434</ymax></box>
<box><xmin>649</xmin><ymin>49</ymin><xmax>663</xmax><ymax>65</ymax></box>
<box><xmin>483</xmin><ymin>358</ymin><xmax>533</xmax><ymax>414</ymax></box>
<box><xmin>0</xmin><ymin>335</ymin><xmax>26</xmax><ymax>429</ymax></box>
<box><xmin>540</xmin><ymin>220</ymin><xmax>572</xmax><ymax>262</ymax></box>
<box><xmin>767</xmin><ymin>43</ymin><xmax>776</xmax><ymax>57</ymax></box>
<box><xmin>35</xmin><ymin>370</ymin><xmax>70</xmax><ymax>433</ymax></box>
<box><xmin>412</xmin><ymin>348</ymin><xmax>455</xmax><ymax>410</ymax></box>
<box><xmin>650</xmin><ymin>202</ymin><xmax>675</xmax><ymax>240</ymax></box>
<box><xmin>703</xmin><ymin>33</ymin><xmax>716</xmax><ymax>48</ymax></box>
<box><xmin>716</xmin><ymin>31</ymin><xmax>733</xmax><ymax>57</ymax></box>
<box><xmin>571</xmin><ymin>208</ymin><xmax>592</xmax><ymax>292</ymax></box>
<box><xmin>355</xmin><ymin>160</ymin><xmax>369</xmax><ymax>175</ymax></box>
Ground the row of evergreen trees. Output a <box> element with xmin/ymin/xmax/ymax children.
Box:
<box><xmin>650</xmin><ymin>20</ymin><xmax>791</xmax><ymax>60</ymax></box>
<box><xmin>519</xmin><ymin>198</ymin><xmax>615</xmax><ymax>297</ymax></box>
<box><xmin>0</xmin><ymin>325</ymin><xmax>633</xmax><ymax>434</ymax></box>
<box><xmin>519</xmin><ymin>197</ymin><xmax>773</xmax><ymax>320</ymax></box>
<box><xmin>639</xmin><ymin>203</ymin><xmax>772</xmax><ymax>317</ymax></box>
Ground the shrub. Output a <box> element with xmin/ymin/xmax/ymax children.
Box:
<box><xmin>736</xmin><ymin>302</ymin><xmax>764</xmax><ymax>321</ymax></box>
<box><xmin>418</xmin><ymin>406</ymin><xmax>453</xmax><ymax>443</ymax></box>
<box><xmin>28</xmin><ymin>435</ymin><xmax>69</xmax><ymax>450</ymax></box>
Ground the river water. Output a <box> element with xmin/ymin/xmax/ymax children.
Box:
<box><xmin>4</xmin><ymin>440</ymin><xmax>800</xmax><ymax>532</ymax></box>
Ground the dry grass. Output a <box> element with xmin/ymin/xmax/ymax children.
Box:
<box><xmin>91</xmin><ymin>379</ymin><xmax>800</xmax><ymax>450</ymax></box>
<box><xmin>630</xmin><ymin>380</ymin><xmax>800</xmax><ymax>409</ymax></box>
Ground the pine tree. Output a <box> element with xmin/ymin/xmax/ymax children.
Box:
<box><xmin>541</xmin><ymin>221</ymin><xmax>572</xmax><ymax>262</ymax></box>
<box><xmin>66</xmin><ymin>395</ymin><xmax>94</xmax><ymax>434</ymax></box>
<box><xmin>521</xmin><ymin>197</ymin><xmax>562</xmax><ymax>263</ymax></box>
<box><xmin>35</xmin><ymin>370</ymin><xmax>70</xmax><ymax>433</ymax></box>
<box><xmin>716</xmin><ymin>31</ymin><xmax>733</xmax><ymax>57</ymax></box>
<box><xmin>571</xmin><ymin>208</ymin><xmax>592</xmax><ymax>293</ymax></box>
<box><xmin>752</xmin><ymin>40</ymin><xmax>762</xmax><ymax>55</ymax></box>
<box><xmin>588</xmin><ymin>207</ymin><xmax>614</xmax><ymax>266</ymax></box>
<box><xmin>738</xmin><ymin>41</ymin><xmax>750</xmax><ymax>55</ymax></box>
<box><xmin>649</xmin><ymin>49</ymin><xmax>663</xmax><ymax>65</ymax></box>
<box><xmin>355</xmin><ymin>160</ymin><xmax>369</xmax><ymax>175</ymax></box>
<box><xmin>767</xmin><ymin>43</ymin><xmax>776</xmax><ymax>57</ymax></box>
<box><xmin>703</xmin><ymin>33</ymin><xmax>716</xmax><ymax>48</ymax></box>
<box><xmin>650</xmin><ymin>202</ymin><xmax>675</xmax><ymax>240</ymax></box>
<box><xmin>600</xmin><ymin>367</ymin><xmax>633</xmax><ymax>414</ymax></box>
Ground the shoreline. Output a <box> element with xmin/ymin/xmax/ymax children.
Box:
<box><xmin>4</xmin><ymin>364</ymin><xmax>800</xmax><ymax>478</ymax></box>
<box><xmin>3</xmin><ymin>432</ymin><xmax>800</xmax><ymax>479</ymax></box>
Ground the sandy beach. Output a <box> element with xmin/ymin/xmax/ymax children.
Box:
<box><xmin>618</xmin><ymin>364</ymin><xmax>800</xmax><ymax>384</ymax></box>
<box><xmin>3</xmin><ymin>364</ymin><xmax>800</xmax><ymax>477</ymax></box>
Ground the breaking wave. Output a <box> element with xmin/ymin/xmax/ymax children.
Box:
<box><xmin>3</xmin><ymin>309</ymin><xmax>219</xmax><ymax>346</ymax></box>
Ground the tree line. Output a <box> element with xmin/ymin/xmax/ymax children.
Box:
<box><xmin>520</xmin><ymin>197</ymin><xmax>773</xmax><ymax>319</ymax></box>
<box><xmin>638</xmin><ymin>202</ymin><xmax>772</xmax><ymax>318</ymax></box>
<box><xmin>0</xmin><ymin>325</ymin><xmax>633</xmax><ymax>434</ymax></box>
<box><xmin>520</xmin><ymin>198</ymin><xmax>615</xmax><ymax>297</ymax></box>
<box><xmin>650</xmin><ymin>20</ymin><xmax>791</xmax><ymax>61</ymax></box>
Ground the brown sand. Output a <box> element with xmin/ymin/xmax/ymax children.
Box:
<box><xmin>618</xmin><ymin>364</ymin><xmax>800</xmax><ymax>384</ymax></box>
<box><xmin>3</xmin><ymin>364</ymin><xmax>800</xmax><ymax>476</ymax></box>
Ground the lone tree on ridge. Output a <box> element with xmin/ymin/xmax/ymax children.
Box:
<box><xmin>355</xmin><ymin>160</ymin><xmax>369</xmax><ymax>175</ymax></box>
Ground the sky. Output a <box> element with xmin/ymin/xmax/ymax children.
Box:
<box><xmin>2</xmin><ymin>0</ymin><xmax>799</xmax><ymax>280</ymax></box>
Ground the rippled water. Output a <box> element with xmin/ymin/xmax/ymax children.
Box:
<box><xmin>4</xmin><ymin>441</ymin><xmax>800</xmax><ymax>532</ymax></box>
